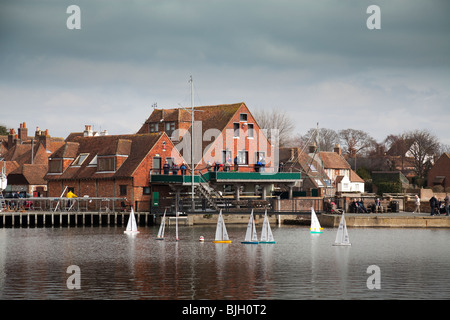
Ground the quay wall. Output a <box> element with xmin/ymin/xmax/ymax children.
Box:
<box><xmin>0</xmin><ymin>211</ymin><xmax>153</xmax><ymax>228</ymax></box>
<box><xmin>320</xmin><ymin>214</ymin><xmax>450</xmax><ymax>228</ymax></box>
<box><xmin>4</xmin><ymin>211</ymin><xmax>449</xmax><ymax>228</ymax></box>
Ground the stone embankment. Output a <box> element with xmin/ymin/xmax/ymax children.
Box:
<box><xmin>320</xmin><ymin>212</ymin><xmax>450</xmax><ymax>228</ymax></box>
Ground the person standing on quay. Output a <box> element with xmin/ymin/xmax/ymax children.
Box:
<box><xmin>429</xmin><ymin>195</ymin><xmax>438</xmax><ymax>216</ymax></box>
<box><xmin>444</xmin><ymin>193</ymin><xmax>449</xmax><ymax>216</ymax></box>
<box><xmin>413</xmin><ymin>195</ymin><xmax>421</xmax><ymax>214</ymax></box>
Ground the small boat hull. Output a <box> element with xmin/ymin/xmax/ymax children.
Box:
<box><xmin>124</xmin><ymin>231</ymin><xmax>140</xmax><ymax>234</ymax></box>
<box><xmin>259</xmin><ymin>241</ymin><xmax>276</xmax><ymax>244</ymax></box>
<box><xmin>241</xmin><ymin>241</ymin><xmax>259</xmax><ymax>244</ymax></box>
<box><xmin>155</xmin><ymin>237</ymin><xmax>164</xmax><ymax>240</ymax></box>
<box><xmin>333</xmin><ymin>243</ymin><xmax>351</xmax><ymax>246</ymax></box>
<box><xmin>213</xmin><ymin>240</ymin><xmax>231</xmax><ymax>244</ymax></box>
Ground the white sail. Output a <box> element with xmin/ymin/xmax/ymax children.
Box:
<box><xmin>124</xmin><ymin>207</ymin><xmax>139</xmax><ymax>233</ymax></box>
<box><xmin>156</xmin><ymin>209</ymin><xmax>166</xmax><ymax>239</ymax></box>
<box><xmin>310</xmin><ymin>207</ymin><xmax>323</xmax><ymax>233</ymax></box>
<box><xmin>260</xmin><ymin>210</ymin><xmax>275</xmax><ymax>243</ymax></box>
<box><xmin>0</xmin><ymin>163</ymin><xmax>7</xmax><ymax>191</ymax></box>
<box><xmin>214</xmin><ymin>210</ymin><xmax>230</xmax><ymax>242</ymax></box>
<box><xmin>244</xmin><ymin>210</ymin><xmax>258</xmax><ymax>242</ymax></box>
<box><xmin>333</xmin><ymin>213</ymin><xmax>351</xmax><ymax>246</ymax></box>
<box><xmin>0</xmin><ymin>174</ymin><xmax>6</xmax><ymax>191</ymax></box>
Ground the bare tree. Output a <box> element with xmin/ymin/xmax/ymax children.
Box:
<box><xmin>338</xmin><ymin>129</ymin><xmax>376</xmax><ymax>157</ymax></box>
<box><xmin>253</xmin><ymin>109</ymin><xmax>295</xmax><ymax>147</ymax></box>
<box><xmin>299</xmin><ymin>127</ymin><xmax>339</xmax><ymax>152</ymax></box>
<box><xmin>404</xmin><ymin>129</ymin><xmax>440</xmax><ymax>178</ymax></box>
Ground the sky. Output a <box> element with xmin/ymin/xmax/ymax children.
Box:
<box><xmin>1</xmin><ymin>0</ymin><xmax>449</xmax><ymax>145</ymax></box>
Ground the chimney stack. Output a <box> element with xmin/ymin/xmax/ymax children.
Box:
<box><xmin>18</xmin><ymin>122</ymin><xmax>28</xmax><ymax>142</ymax></box>
<box><xmin>334</xmin><ymin>144</ymin><xmax>342</xmax><ymax>156</ymax></box>
<box><xmin>84</xmin><ymin>125</ymin><xmax>93</xmax><ymax>137</ymax></box>
<box><xmin>38</xmin><ymin>129</ymin><xmax>51</xmax><ymax>149</ymax></box>
<box><xmin>8</xmin><ymin>129</ymin><xmax>16</xmax><ymax>149</ymax></box>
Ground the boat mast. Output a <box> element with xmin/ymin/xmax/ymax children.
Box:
<box><xmin>190</xmin><ymin>75</ymin><xmax>195</xmax><ymax>211</ymax></box>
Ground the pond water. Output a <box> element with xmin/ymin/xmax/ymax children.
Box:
<box><xmin>0</xmin><ymin>224</ymin><xmax>449</xmax><ymax>300</ymax></box>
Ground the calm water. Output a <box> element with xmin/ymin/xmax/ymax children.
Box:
<box><xmin>0</xmin><ymin>224</ymin><xmax>449</xmax><ymax>300</ymax></box>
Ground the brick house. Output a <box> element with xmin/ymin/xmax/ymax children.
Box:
<box><xmin>137</xmin><ymin>103</ymin><xmax>301</xmax><ymax>211</ymax></box>
<box><xmin>321</xmin><ymin>145</ymin><xmax>365</xmax><ymax>194</ymax></box>
<box><xmin>137</xmin><ymin>102</ymin><xmax>275</xmax><ymax>173</ymax></box>
<box><xmin>427</xmin><ymin>153</ymin><xmax>450</xmax><ymax>190</ymax></box>
<box><xmin>0</xmin><ymin>122</ymin><xmax>64</xmax><ymax>197</ymax></box>
<box><xmin>45</xmin><ymin>132</ymin><xmax>185</xmax><ymax>211</ymax></box>
<box><xmin>279</xmin><ymin>144</ymin><xmax>364</xmax><ymax>196</ymax></box>
<box><xmin>279</xmin><ymin>147</ymin><xmax>329</xmax><ymax>196</ymax></box>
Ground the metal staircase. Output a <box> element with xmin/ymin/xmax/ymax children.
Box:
<box><xmin>194</xmin><ymin>173</ymin><xmax>224</xmax><ymax>211</ymax></box>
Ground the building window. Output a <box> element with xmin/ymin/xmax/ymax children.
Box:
<box><xmin>247</xmin><ymin>123</ymin><xmax>254</xmax><ymax>138</ymax></box>
<box><xmin>152</xmin><ymin>156</ymin><xmax>162</xmax><ymax>174</ymax></box>
<box><xmin>237</xmin><ymin>151</ymin><xmax>248</xmax><ymax>165</ymax></box>
<box><xmin>48</xmin><ymin>159</ymin><xmax>62</xmax><ymax>173</ymax></box>
<box><xmin>71</xmin><ymin>153</ymin><xmax>89</xmax><ymax>166</ymax></box>
<box><xmin>143</xmin><ymin>187</ymin><xmax>151</xmax><ymax>195</ymax></box>
<box><xmin>165</xmin><ymin>122</ymin><xmax>175</xmax><ymax>137</ymax></box>
<box><xmin>98</xmin><ymin>157</ymin><xmax>115</xmax><ymax>172</ymax></box>
<box><xmin>233</xmin><ymin>123</ymin><xmax>240</xmax><ymax>138</ymax></box>
<box><xmin>119</xmin><ymin>185</ymin><xmax>127</xmax><ymax>196</ymax></box>
<box><xmin>88</xmin><ymin>155</ymin><xmax>97</xmax><ymax>166</ymax></box>
<box><xmin>239</xmin><ymin>113</ymin><xmax>248</xmax><ymax>121</ymax></box>
<box><xmin>149</xmin><ymin>123</ymin><xmax>158</xmax><ymax>133</ymax></box>
<box><xmin>222</xmin><ymin>150</ymin><xmax>232</xmax><ymax>164</ymax></box>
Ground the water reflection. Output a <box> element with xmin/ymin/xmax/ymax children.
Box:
<box><xmin>0</xmin><ymin>226</ymin><xmax>449</xmax><ymax>299</ymax></box>
<box><xmin>333</xmin><ymin>246</ymin><xmax>350</xmax><ymax>298</ymax></box>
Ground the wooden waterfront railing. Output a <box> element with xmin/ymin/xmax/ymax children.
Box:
<box><xmin>0</xmin><ymin>196</ymin><xmax>128</xmax><ymax>213</ymax></box>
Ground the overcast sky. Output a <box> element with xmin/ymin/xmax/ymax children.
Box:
<box><xmin>1</xmin><ymin>0</ymin><xmax>449</xmax><ymax>145</ymax></box>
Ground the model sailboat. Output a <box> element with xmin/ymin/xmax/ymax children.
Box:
<box><xmin>333</xmin><ymin>213</ymin><xmax>351</xmax><ymax>246</ymax></box>
<box><xmin>156</xmin><ymin>209</ymin><xmax>166</xmax><ymax>240</ymax></box>
<box><xmin>259</xmin><ymin>210</ymin><xmax>276</xmax><ymax>244</ymax></box>
<box><xmin>124</xmin><ymin>207</ymin><xmax>139</xmax><ymax>234</ymax></box>
<box><xmin>241</xmin><ymin>209</ymin><xmax>259</xmax><ymax>244</ymax></box>
<box><xmin>213</xmin><ymin>210</ymin><xmax>231</xmax><ymax>243</ymax></box>
<box><xmin>310</xmin><ymin>207</ymin><xmax>323</xmax><ymax>233</ymax></box>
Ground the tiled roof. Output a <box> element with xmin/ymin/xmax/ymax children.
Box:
<box><xmin>349</xmin><ymin>169</ymin><xmax>365</xmax><ymax>183</ymax></box>
<box><xmin>139</xmin><ymin>102</ymin><xmax>244</xmax><ymax>134</ymax></box>
<box><xmin>320</xmin><ymin>151</ymin><xmax>351</xmax><ymax>169</ymax></box>
<box><xmin>138</xmin><ymin>102</ymin><xmax>247</xmax><ymax>168</ymax></box>
<box><xmin>46</xmin><ymin>133</ymin><xmax>164</xmax><ymax>181</ymax></box>
<box><xmin>22</xmin><ymin>164</ymin><xmax>48</xmax><ymax>185</ymax></box>
<box><xmin>278</xmin><ymin>147</ymin><xmax>329</xmax><ymax>188</ymax></box>
<box><xmin>51</xmin><ymin>141</ymin><xmax>80</xmax><ymax>159</ymax></box>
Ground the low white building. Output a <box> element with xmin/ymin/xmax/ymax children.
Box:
<box><xmin>321</xmin><ymin>145</ymin><xmax>365</xmax><ymax>194</ymax></box>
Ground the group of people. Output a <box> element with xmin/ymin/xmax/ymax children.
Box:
<box><xmin>429</xmin><ymin>193</ymin><xmax>449</xmax><ymax>216</ymax></box>
<box><xmin>163</xmin><ymin>156</ymin><xmax>267</xmax><ymax>174</ymax></box>
<box><xmin>349</xmin><ymin>198</ymin><xmax>370</xmax><ymax>213</ymax></box>
<box><xmin>162</xmin><ymin>161</ymin><xmax>188</xmax><ymax>175</ymax></box>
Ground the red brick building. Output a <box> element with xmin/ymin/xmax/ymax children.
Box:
<box><xmin>428</xmin><ymin>153</ymin><xmax>450</xmax><ymax>190</ymax></box>
<box><xmin>45</xmin><ymin>132</ymin><xmax>185</xmax><ymax>211</ymax></box>
<box><xmin>137</xmin><ymin>102</ymin><xmax>275</xmax><ymax>172</ymax></box>
<box><xmin>0</xmin><ymin>122</ymin><xmax>64</xmax><ymax>196</ymax></box>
